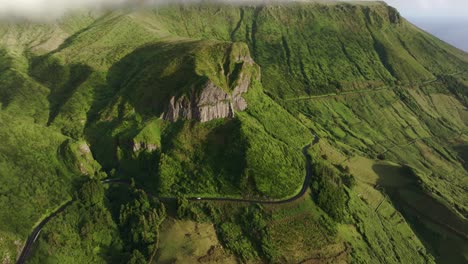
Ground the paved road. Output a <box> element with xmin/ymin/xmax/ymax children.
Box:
<box><xmin>17</xmin><ymin>136</ymin><xmax>318</xmax><ymax>264</ymax></box>
<box><xmin>16</xmin><ymin>200</ymin><xmax>74</xmax><ymax>264</ymax></box>
<box><xmin>185</xmin><ymin>137</ymin><xmax>317</xmax><ymax>204</ymax></box>
<box><xmin>284</xmin><ymin>71</ymin><xmax>467</xmax><ymax>102</ymax></box>
<box><xmin>104</xmin><ymin>135</ymin><xmax>318</xmax><ymax>204</ymax></box>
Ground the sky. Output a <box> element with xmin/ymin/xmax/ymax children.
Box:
<box><xmin>408</xmin><ymin>17</ymin><xmax>468</xmax><ymax>52</ymax></box>
<box><xmin>382</xmin><ymin>1</ymin><xmax>468</xmax><ymax>52</ymax></box>
<box><xmin>382</xmin><ymin>0</ymin><xmax>468</xmax><ymax>52</ymax></box>
<box><xmin>383</xmin><ymin>0</ymin><xmax>468</xmax><ymax>18</ymax></box>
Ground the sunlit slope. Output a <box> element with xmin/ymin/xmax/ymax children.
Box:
<box><xmin>80</xmin><ymin>39</ymin><xmax>309</xmax><ymax>198</ymax></box>
<box><xmin>287</xmin><ymin>83</ymin><xmax>468</xmax><ymax>210</ymax></box>
<box><xmin>152</xmin><ymin>2</ymin><xmax>468</xmax><ymax>96</ymax></box>
<box><xmin>285</xmin><ymin>73</ymin><xmax>468</xmax><ymax>263</ymax></box>
<box><xmin>0</xmin><ymin>13</ymin><xmax>97</xmax><ymax>53</ymax></box>
<box><xmin>0</xmin><ymin>1</ymin><xmax>466</xmax><ymax>263</ymax></box>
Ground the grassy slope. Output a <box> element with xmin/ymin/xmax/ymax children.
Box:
<box><xmin>156</xmin><ymin>218</ymin><xmax>237</xmax><ymax>263</ymax></box>
<box><xmin>287</xmin><ymin>84</ymin><xmax>468</xmax><ymax>262</ymax></box>
<box><xmin>148</xmin><ymin>3</ymin><xmax>468</xmax><ymax>262</ymax></box>
<box><xmin>0</xmin><ymin>1</ymin><xmax>466</xmax><ymax>263</ymax></box>
<box><xmin>0</xmin><ymin>15</ymin><xmax>109</xmax><ymax>263</ymax></box>
<box><xmin>0</xmin><ymin>111</ymin><xmax>95</xmax><ymax>263</ymax></box>
<box><xmin>152</xmin><ymin>2</ymin><xmax>467</xmax><ymax>96</ymax></box>
<box><xmin>285</xmin><ymin>86</ymin><xmax>468</xmax><ymax>210</ymax></box>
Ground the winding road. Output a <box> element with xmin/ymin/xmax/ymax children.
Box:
<box><xmin>16</xmin><ymin>136</ymin><xmax>319</xmax><ymax>264</ymax></box>
<box><xmin>283</xmin><ymin>70</ymin><xmax>467</xmax><ymax>102</ymax></box>
<box><xmin>16</xmin><ymin>201</ymin><xmax>74</xmax><ymax>264</ymax></box>
<box><xmin>15</xmin><ymin>70</ymin><xmax>468</xmax><ymax>263</ymax></box>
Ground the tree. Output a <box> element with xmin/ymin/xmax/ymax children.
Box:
<box><xmin>128</xmin><ymin>250</ymin><xmax>146</xmax><ymax>264</ymax></box>
<box><xmin>119</xmin><ymin>188</ymin><xmax>166</xmax><ymax>259</ymax></box>
<box><xmin>78</xmin><ymin>179</ymin><xmax>105</xmax><ymax>206</ymax></box>
<box><xmin>158</xmin><ymin>154</ymin><xmax>180</xmax><ymax>194</ymax></box>
<box><xmin>311</xmin><ymin>161</ymin><xmax>347</xmax><ymax>222</ymax></box>
<box><xmin>341</xmin><ymin>173</ymin><xmax>356</xmax><ymax>188</ymax></box>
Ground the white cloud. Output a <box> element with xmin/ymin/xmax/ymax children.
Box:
<box><xmin>0</xmin><ymin>0</ymin><xmax>222</xmax><ymax>20</ymax></box>
<box><xmin>384</xmin><ymin>0</ymin><xmax>468</xmax><ymax>17</ymax></box>
<box><xmin>0</xmin><ymin>0</ymin><xmax>466</xmax><ymax>20</ymax></box>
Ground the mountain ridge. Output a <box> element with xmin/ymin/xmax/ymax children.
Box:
<box><xmin>0</xmin><ymin>2</ymin><xmax>467</xmax><ymax>264</ymax></box>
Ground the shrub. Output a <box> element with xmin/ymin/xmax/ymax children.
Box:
<box><xmin>377</xmin><ymin>153</ymin><xmax>386</xmax><ymax>160</ymax></box>
<box><xmin>77</xmin><ymin>180</ymin><xmax>105</xmax><ymax>206</ymax></box>
<box><xmin>219</xmin><ymin>222</ymin><xmax>258</xmax><ymax>261</ymax></box>
<box><xmin>341</xmin><ymin>173</ymin><xmax>356</xmax><ymax>188</ymax></box>
<box><xmin>311</xmin><ymin>161</ymin><xmax>347</xmax><ymax>222</ymax></box>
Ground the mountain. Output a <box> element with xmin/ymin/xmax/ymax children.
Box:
<box><xmin>0</xmin><ymin>1</ymin><xmax>467</xmax><ymax>264</ymax></box>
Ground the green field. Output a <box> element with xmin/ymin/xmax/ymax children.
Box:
<box><xmin>0</xmin><ymin>1</ymin><xmax>467</xmax><ymax>263</ymax></box>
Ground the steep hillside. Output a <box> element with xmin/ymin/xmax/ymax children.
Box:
<box><xmin>0</xmin><ymin>1</ymin><xmax>467</xmax><ymax>264</ymax></box>
<box><xmin>153</xmin><ymin>2</ymin><xmax>467</xmax><ymax>95</ymax></box>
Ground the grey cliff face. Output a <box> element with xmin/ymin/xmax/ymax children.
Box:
<box><xmin>163</xmin><ymin>81</ymin><xmax>241</xmax><ymax>122</ymax></box>
<box><xmin>162</xmin><ymin>59</ymin><xmax>255</xmax><ymax>123</ymax></box>
<box><xmin>132</xmin><ymin>142</ymin><xmax>158</xmax><ymax>153</ymax></box>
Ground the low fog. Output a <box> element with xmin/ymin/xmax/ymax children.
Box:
<box><xmin>0</xmin><ymin>1</ymin><xmax>467</xmax><ymax>21</ymax></box>
<box><xmin>0</xmin><ymin>0</ymin><xmax>269</xmax><ymax>20</ymax></box>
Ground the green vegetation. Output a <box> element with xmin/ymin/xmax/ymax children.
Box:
<box><xmin>119</xmin><ymin>186</ymin><xmax>166</xmax><ymax>261</ymax></box>
<box><xmin>153</xmin><ymin>2</ymin><xmax>467</xmax><ymax>97</ymax></box>
<box><xmin>28</xmin><ymin>180</ymin><xmax>121</xmax><ymax>264</ymax></box>
<box><xmin>308</xmin><ymin>144</ymin><xmax>436</xmax><ymax>264</ymax></box>
<box><xmin>310</xmin><ymin>160</ymin><xmax>347</xmax><ymax>222</ymax></box>
<box><xmin>175</xmin><ymin>197</ymin><xmax>344</xmax><ymax>263</ymax></box>
<box><xmin>0</xmin><ymin>112</ymin><xmax>84</xmax><ymax>258</ymax></box>
<box><xmin>29</xmin><ymin>180</ymin><xmax>166</xmax><ymax>264</ymax></box>
<box><xmin>156</xmin><ymin>218</ymin><xmax>236</xmax><ymax>263</ymax></box>
<box><xmin>0</xmin><ymin>1</ymin><xmax>467</xmax><ymax>263</ymax></box>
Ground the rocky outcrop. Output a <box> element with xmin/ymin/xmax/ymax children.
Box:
<box><xmin>163</xmin><ymin>66</ymin><xmax>254</xmax><ymax>123</ymax></box>
<box><xmin>78</xmin><ymin>143</ymin><xmax>91</xmax><ymax>155</ymax></box>
<box><xmin>154</xmin><ymin>41</ymin><xmax>260</xmax><ymax>123</ymax></box>
<box><xmin>132</xmin><ymin>141</ymin><xmax>158</xmax><ymax>153</ymax></box>
<box><xmin>163</xmin><ymin>81</ymin><xmax>234</xmax><ymax>122</ymax></box>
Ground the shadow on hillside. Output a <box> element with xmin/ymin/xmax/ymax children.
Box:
<box><xmin>105</xmin><ymin>40</ymin><xmax>210</xmax><ymax>118</ymax></box>
<box><xmin>29</xmin><ymin>54</ymin><xmax>93</xmax><ymax>129</ymax></box>
<box><xmin>372</xmin><ymin>163</ymin><xmax>416</xmax><ymax>187</ymax></box>
<box><xmin>80</xmin><ymin>42</ymin><xmax>202</xmax><ymax>183</ymax></box>
<box><xmin>153</xmin><ymin>118</ymin><xmax>248</xmax><ymax>197</ymax></box>
<box><xmin>373</xmin><ymin>164</ymin><xmax>468</xmax><ymax>264</ymax></box>
<box><xmin>454</xmin><ymin>144</ymin><xmax>468</xmax><ymax>171</ymax></box>
<box><xmin>84</xmin><ymin>41</ymin><xmax>252</xmax><ymax>197</ymax></box>
<box><xmin>202</xmin><ymin>118</ymin><xmax>248</xmax><ymax>194</ymax></box>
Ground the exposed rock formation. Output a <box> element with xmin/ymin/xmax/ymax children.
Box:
<box><xmin>162</xmin><ymin>52</ymin><xmax>256</xmax><ymax>123</ymax></box>
<box><xmin>163</xmin><ymin>81</ymin><xmax>241</xmax><ymax>122</ymax></box>
<box><xmin>132</xmin><ymin>141</ymin><xmax>158</xmax><ymax>153</ymax></box>
<box><xmin>78</xmin><ymin>143</ymin><xmax>91</xmax><ymax>155</ymax></box>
